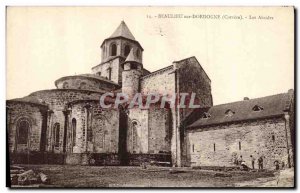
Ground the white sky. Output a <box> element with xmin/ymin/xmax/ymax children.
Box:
<box><xmin>6</xmin><ymin>7</ymin><xmax>294</xmax><ymax>105</ymax></box>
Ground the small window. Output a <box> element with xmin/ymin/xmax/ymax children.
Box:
<box><xmin>272</xmin><ymin>135</ymin><xmax>275</xmax><ymax>142</ymax></box>
<box><xmin>239</xmin><ymin>141</ymin><xmax>241</xmax><ymax>150</ymax></box>
<box><xmin>124</xmin><ymin>45</ymin><xmax>131</xmax><ymax>56</ymax></box>
<box><xmin>136</xmin><ymin>49</ymin><xmax>140</xmax><ymax>58</ymax></box>
<box><xmin>213</xmin><ymin>143</ymin><xmax>216</xmax><ymax>152</ymax></box>
<box><xmin>107</xmin><ymin>67</ymin><xmax>112</xmax><ymax>80</ymax></box>
<box><xmin>96</xmin><ymin>72</ymin><xmax>101</xmax><ymax>76</ymax></box>
<box><xmin>192</xmin><ymin>144</ymin><xmax>194</xmax><ymax>152</ymax></box>
<box><xmin>110</xmin><ymin>43</ymin><xmax>117</xmax><ymax>56</ymax></box>
<box><xmin>72</xmin><ymin>118</ymin><xmax>77</xmax><ymax>147</ymax></box>
<box><xmin>202</xmin><ymin>112</ymin><xmax>211</xmax><ymax>119</ymax></box>
<box><xmin>253</xmin><ymin>105</ymin><xmax>264</xmax><ymax>112</ymax></box>
<box><xmin>225</xmin><ymin>109</ymin><xmax>235</xmax><ymax>117</ymax></box>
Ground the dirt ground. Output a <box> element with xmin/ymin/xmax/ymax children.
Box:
<box><xmin>10</xmin><ymin>164</ymin><xmax>287</xmax><ymax>188</ymax></box>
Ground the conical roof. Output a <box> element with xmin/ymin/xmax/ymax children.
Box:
<box><xmin>125</xmin><ymin>49</ymin><xmax>141</xmax><ymax>63</ymax></box>
<box><xmin>110</xmin><ymin>21</ymin><xmax>135</xmax><ymax>40</ymax></box>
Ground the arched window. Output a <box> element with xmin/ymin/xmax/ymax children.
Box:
<box><xmin>72</xmin><ymin>118</ymin><xmax>76</xmax><ymax>147</ymax></box>
<box><xmin>124</xmin><ymin>45</ymin><xmax>131</xmax><ymax>57</ymax></box>
<box><xmin>79</xmin><ymin>82</ymin><xmax>87</xmax><ymax>90</ymax></box>
<box><xmin>17</xmin><ymin>119</ymin><xmax>30</xmax><ymax>144</ymax></box>
<box><xmin>131</xmin><ymin>121</ymin><xmax>138</xmax><ymax>153</ymax></box>
<box><xmin>136</xmin><ymin>49</ymin><xmax>140</xmax><ymax>58</ymax></box>
<box><xmin>53</xmin><ymin>123</ymin><xmax>60</xmax><ymax>147</ymax></box>
<box><xmin>107</xmin><ymin>67</ymin><xmax>112</xmax><ymax>80</ymax></box>
<box><xmin>62</xmin><ymin>82</ymin><xmax>69</xmax><ymax>89</ymax></box>
<box><xmin>110</xmin><ymin>43</ymin><xmax>117</xmax><ymax>56</ymax></box>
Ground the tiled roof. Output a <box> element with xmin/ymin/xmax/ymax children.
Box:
<box><xmin>100</xmin><ymin>21</ymin><xmax>143</xmax><ymax>51</ymax></box>
<box><xmin>7</xmin><ymin>96</ymin><xmax>48</xmax><ymax>107</ymax></box>
<box><xmin>55</xmin><ymin>73</ymin><xmax>121</xmax><ymax>87</ymax></box>
<box><xmin>188</xmin><ymin>91</ymin><xmax>293</xmax><ymax>128</ymax></box>
<box><xmin>110</xmin><ymin>21</ymin><xmax>135</xmax><ymax>40</ymax></box>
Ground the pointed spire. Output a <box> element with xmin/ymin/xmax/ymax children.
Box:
<box><xmin>125</xmin><ymin>49</ymin><xmax>141</xmax><ymax>63</ymax></box>
<box><xmin>110</xmin><ymin>21</ymin><xmax>135</xmax><ymax>40</ymax></box>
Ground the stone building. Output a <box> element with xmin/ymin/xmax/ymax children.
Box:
<box><xmin>185</xmin><ymin>91</ymin><xmax>294</xmax><ymax>169</ymax></box>
<box><xmin>7</xmin><ymin>21</ymin><xmax>294</xmax><ymax>169</ymax></box>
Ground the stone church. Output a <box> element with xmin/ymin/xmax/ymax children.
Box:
<box><xmin>7</xmin><ymin>21</ymin><xmax>294</xmax><ymax>169</ymax></box>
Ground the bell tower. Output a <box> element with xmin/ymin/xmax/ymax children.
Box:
<box><xmin>91</xmin><ymin>21</ymin><xmax>144</xmax><ymax>85</ymax></box>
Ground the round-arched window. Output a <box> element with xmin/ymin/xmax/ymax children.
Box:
<box><xmin>131</xmin><ymin>121</ymin><xmax>139</xmax><ymax>153</ymax></box>
<box><xmin>110</xmin><ymin>43</ymin><xmax>117</xmax><ymax>56</ymax></box>
<box><xmin>53</xmin><ymin>123</ymin><xmax>60</xmax><ymax>147</ymax></box>
<box><xmin>17</xmin><ymin>119</ymin><xmax>30</xmax><ymax>144</ymax></box>
<box><xmin>72</xmin><ymin>118</ymin><xmax>76</xmax><ymax>147</ymax></box>
<box><xmin>124</xmin><ymin>45</ymin><xmax>131</xmax><ymax>57</ymax></box>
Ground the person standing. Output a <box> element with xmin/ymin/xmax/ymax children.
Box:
<box><xmin>238</xmin><ymin>155</ymin><xmax>243</xmax><ymax>165</ymax></box>
<box><xmin>250</xmin><ymin>155</ymin><xmax>255</xmax><ymax>169</ymax></box>
<box><xmin>258</xmin><ymin>156</ymin><xmax>263</xmax><ymax>170</ymax></box>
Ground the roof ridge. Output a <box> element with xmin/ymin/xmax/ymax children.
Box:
<box><xmin>213</xmin><ymin>93</ymin><xmax>287</xmax><ymax>107</ymax></box>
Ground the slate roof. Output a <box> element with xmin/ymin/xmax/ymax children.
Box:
<box><xmin>188</xmin><ymin>92</ymin><xmax>293</xmax><ymax>128</ymax></box>
<box><xmin>110</xmin><ymin>21</ymin><xmax>135</xmax><ymax>40</ymax></box>
<box><xmin>55</xmin><ymin>73</ymin><xmax>121</xmax><ymax>87</ymax></box>
<box><xmin>100</xmin><ymin>21</ymin><xmax>144</xmax><ymax>51</ymax></box>
<box><xmin>7</xmin><ymin>96</ymin><xmax>48</xmax><ymax>107</ymax></box>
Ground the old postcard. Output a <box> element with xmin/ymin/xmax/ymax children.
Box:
<box><xmin>6</xmin><ymin>6</ymin><xmax>294</xmax><ymax>188</ymax></box>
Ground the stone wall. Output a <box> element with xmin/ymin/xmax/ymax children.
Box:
<box><xmin>140</xmin><ymin>66</ymin><xmax>175</xmax><ymax>95</ymax></box>
<box><xmin>7</xmin><ymin>102</ymin><xmax>47</xmax><ymax>153</ymax></box>
<box><xmin>70</xmin><ymin>100</ymin><xmax>119</xmax><ymax>154</ymax></box>
<box><xmin>186</xmin><ymin>117</ymin><xmax>292</xmax><ymax>169</ymax></box>
<box><xmin>122</xmin><ymin>69</ymin><xmax>142</xmax><ymax>99</ymax></box>
<box><xmin>126</xmin><ymin>106</ymin><xmax>172</xmax><ymax>155</ymax></box>
<box><xmin>148</xmin><ymin>107</ymin><xmax>172</xmax><ymax>153</ymax></box>
<box><xmin>10</xmin><ymin>152</ymin><xmax>65</xmax><ymax>165</ymax></box>
<box><xmin>174</xmin><ymin>57</ymin><xmax>213</xmax><ymax>166</ymax></box>
<box><xmin>127</xmin><ymin>153</ymin><xmax>171</xmax><ymax>166</ymax></box>
<box><xmin>65</xmin><ymin>153</ymin><xmax>120</xmax><ymax>166</ymax></box>
<box><xmin>127</xmin><ymin>108</ymin><xmax>149</xmax><ymax>153</ymax></box>
<box><xmin>29</xmin><ymin>89</ymin><xmax>102</xmax><ymax>152</ymax></box>
<box><xmin>176</xmin><ymin>56</ymin><xmax>212</xmax><ymax>116</ymax></box>
<box><xmin>288</xmin><ymin>90</ymin><xmax>295</xmax><ymax>165</ymax></box>
<box><xmin>92</xmin><ymin>56</ymin><xmax>124</xmax><ymax>85</ymax></box>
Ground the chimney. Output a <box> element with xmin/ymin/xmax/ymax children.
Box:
<box><xmin>244</xmin><ymin>97</ymin><xmax>249</xmax><ymax>100</ymax></box>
